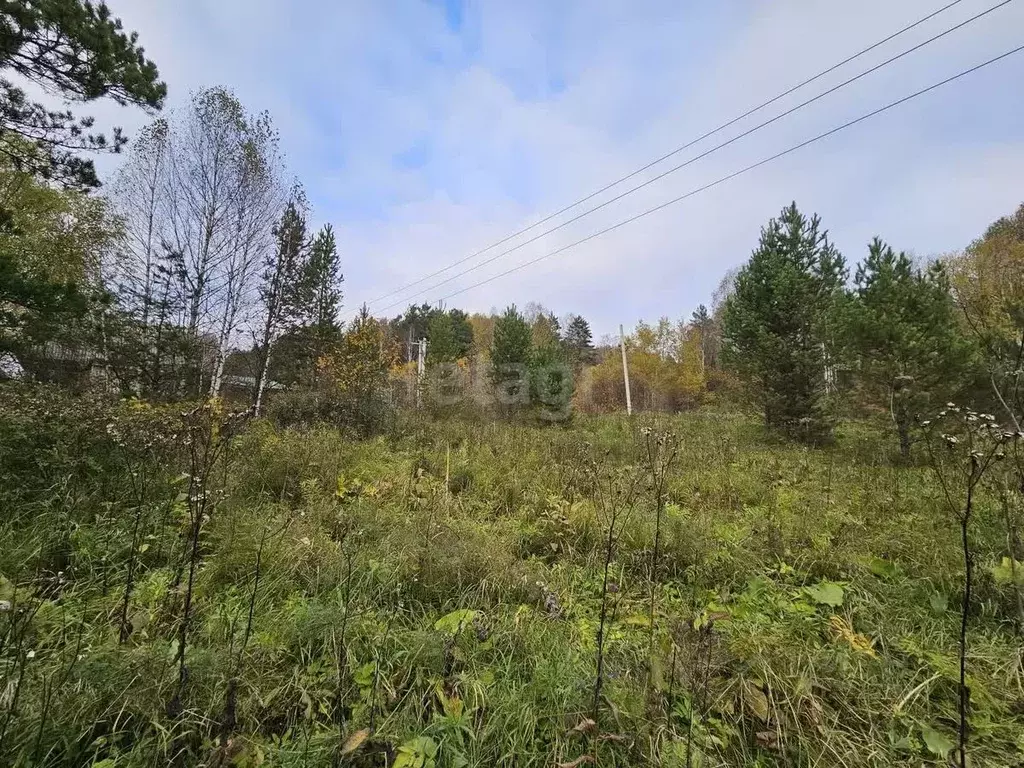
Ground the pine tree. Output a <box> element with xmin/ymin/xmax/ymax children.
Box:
<box><xmin>563</xmin><ymin>314</ymin><xmax>594</xmax><ymax>368</ymax></box>
<box><xmin>304</xmin><ymin>224</ymin><xmax>343</xmax><ymax>341</ymax></box>
<box><xmin>531</xmin><ymin>311</ymin><xmax>561</xmax><ymax>350</ymax></box>
<box><xmin>271</xmin><ymin>223</ymin><xmax>343</xmax><ymax>386</ymax></box>
<box><xmin>448</xmin><ymin>309</ymin><xmax>473</xmax><ymax>359</ymax></box>
<box><xmin>427</xmin><ymin>311</ymin><xmax>457</xmax><ymax>363</ymax></box>
<box><xmin>850</xmin><ymin>237</ymin><xmax>970</xmax><ymax>458</ymax></box>
<box><xmin>254</xmin><ymin>197</ymin><xmax>308</xmax><ymax>414</ymax></box>
<box><xmin>722</xmin><ymin>202</ymin><xmax>847</xmax><ymax>443</ymax></box>
<box><xmin>0</xmin><ymin>0</ymin><xmax>166</xmax><ymax>189</ymax></box>
<box><xmin>427</xmin><ymin>309</ymin><xmax>474</xmax><ymax>363</ymax></box>
<box><xmin>690</xmin><ymin>303</ymin><xmax>716</xmax><ymax>373</ymax></box>
<box><xmin>490</xmin><ymin>305</ymin><xmax>532</xmax><ymax>406</ymax></box>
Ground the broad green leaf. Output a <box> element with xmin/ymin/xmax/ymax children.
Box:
<box><xmin>991</xmin><ymin>557</ymin><xmax>1024</xmax><ymax>586</ymax></box>
<box><xmin>434</xmin><ymin>609</ymin><xmax>478</xmax><ymax>635</ymax></box>
<box><xmin>928</xmin><ymin>591</ymin><xmax>948</xmax><ymax>615</ymax></box>
<box><xmin>866</xmin><ymin>556</ymin><xmax>898</xmax><ymax>579</ymax></box>
<box><xmin>892</xmin><ymin>733</ymin><xmax>918</xmax><ymax>752</ymax></box>
<box><xmin>921</xmin><ymin>724</ymin><xmax>955</xmax><ymax>757</ymax></box>
<box><xmin>804</xmin><ymin>581</ymin><xmax>844</xmax><ymax>607</ymax></box>
<box><xmin>394</xmin><ymin>736</ymin><xmax>438</xmax><ymax>768</ymax></box>
<box><xmin>354</xmin><ymin>662</ymin><xmax>375</xmax><ymax>688</ymax></box>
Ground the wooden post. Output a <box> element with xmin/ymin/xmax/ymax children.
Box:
<box><xmin>416</xmin><ymin>337</ymin><xmax>427</xmax><ymax>408</ymax></box>
<box><xmin>620</xmin><ymin>324</ymin><xmax>632</xmax><ymax>416</ymax></box>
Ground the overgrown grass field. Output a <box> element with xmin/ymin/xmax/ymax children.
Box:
<box><xmin>1</xmin><ymin>388</ymin><xmax>1022</xmax><ymax>766</ymax></box>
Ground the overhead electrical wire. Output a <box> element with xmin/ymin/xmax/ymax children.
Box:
<box><xmin>366</xmin><ymin>0</ymin><xmax>976</xmax><ymax>309</ymax></box>
<box><xmin>372</xmin><ymin>0</ymin><xmax>1012</xmax><ymax>313</ymax></box>
<box><xmin>427</xmin><ymin>43</ymin><xmax>1024</xmax><ymax>304</ymax></box>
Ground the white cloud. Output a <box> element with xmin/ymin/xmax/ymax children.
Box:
<box><xmin>88</xmin><ymin>0</ymin><xmax>1024</xmax><ymax>336</ymax></box>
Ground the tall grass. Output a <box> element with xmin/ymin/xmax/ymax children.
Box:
<box><xmin>0</xmin><ymin>386</ymin><xmax>1021</xmax><ymax>765</ymax></box>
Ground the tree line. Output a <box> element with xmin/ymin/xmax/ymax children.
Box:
<box><xmin>3</xmin><ymin>1</ymin><xmax>1024</xmax><ymax>456</ymax></box>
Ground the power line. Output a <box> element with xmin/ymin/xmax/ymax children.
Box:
<box><xmin>367</xmin><ymin>0</ymin><xmax>971</xmax><ymax>309</ymax></box>
<box><xmin>375</xmin><ymin>0</ymin><xmax>1012</xmax><ymax>313</ymax></box>
<box><xmin>432</xmin><ymin>43</ymin><xmax>1024</xmax><ymax>304</ymax></box>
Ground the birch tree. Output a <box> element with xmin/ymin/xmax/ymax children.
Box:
<box><xmin>110</xmin><ymin>87</ymin><xmax>283</xmax><ymax>396</ymax></box>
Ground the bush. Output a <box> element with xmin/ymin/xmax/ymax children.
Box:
<box><xmin>267</xmin><ymin>386</ymin><xmax>395</xmax><ymax>437</ymax></box>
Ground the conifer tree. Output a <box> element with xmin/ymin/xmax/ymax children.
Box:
<box><xmin>490</xmin><ymin>304</ymin><xmax>532</xmax><ymax>406</ymax></box>
<box><xmin>426</xmin><ymin>309</ymin><xmax>473</xmax><ymax>364</ymax></box>
<box><xmin>0</xmin><ymin>0</ymin><xmax>166</xmax><ymax>188</ymax></box>
<box><xmin>427</xmin><ymin>311</ymin><xmax>457</xmax><ymax>364</ymax></box>
<box><xmin>563</xmin><ymin>314</ymin><xmax>595</xmax><ymax>368</ymax></box>
<box><xmin>722</xmin><ymin>202</ymin><xmax>847</xmax><ymax>443</ymax></box>
<box><xmin>850</xmin><ymin>237</ymin><xmax>970</xmax><ymax>458</ymax></box>
<box><xmin>690</xmin><ymin>303</ymin><xmax>716</xmax><ymax>373</ymax></box>
<box><xmin>303</xmin><ymin>224</ymin><xmax>343</xmax><ymax>341</ymax></box>
<box><xmin>254</xmin><ymin>196</ymin><xmax>308</xmax><ymax>414</ymax></box>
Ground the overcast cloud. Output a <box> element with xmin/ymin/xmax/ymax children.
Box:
<box><xmin>88</xmin><ymin>0</ymin><xmax>1024</xmax><ymax>336</ymax></box>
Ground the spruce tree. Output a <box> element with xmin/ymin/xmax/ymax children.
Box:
<box><xmin>722</xmin><ymin>202</ymin><xmax>847</xmax><ymax>443</ymax></box>
<box><xmin>850</xmin><ymin>237</ymin><xmax>970</xmax><ymax>458</ymax></box>
<box><xmin>563</xmin><ymin>314</ymin><xmax>595</xmax><ymax>368</ymax></box>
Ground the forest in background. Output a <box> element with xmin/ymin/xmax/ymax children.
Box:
<box><xmin>3</xmin><ymin>2</ymin><xmax>1024</xmax><ymax>767</ymax></box>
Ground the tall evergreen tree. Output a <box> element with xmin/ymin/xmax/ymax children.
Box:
<box><xmin>0</xmin><ymin>0</ymin><xmax>166</xmax><ymax>189</ymax></box>
<box><xmin>427</xmin><ymin>309</ymin><xmax>473</xmax><ymax>363</ymax></box>
<box><xmin>303</xmin><ymin>224</ymin><xmax>343</xmax><ymax>340</ymax></box>
<box><xmin>271</xmin><ymin>223</ymin><xmax>343</xmax><ymax>386</ymax></box>
<box><xmin>448</xmin><ymin>309</ymin><xmax>473</xmax><ymax>359</ymax></box>
<box><xmin>490</xmin><ymin>304</ymin><xmax>532</xmax><ymax>406</ymax></box>
<box><xmin>690</xmin><ymin>303</ymin><xmax>716</xmax><ymax>373</ymax></box>
<box><xmin>254</xmin><ymin>196</ymin><xmax>308</xmax><ymax>414</ymax></box>
<box><xmin>722</xmin><ymin>202</ymin><xmax>847</xmax><ymax>443</ymax></box>
<box><xmin>427</xmin><ymin>311</ymin><xmax>457</xmax><ymax>364</ymax></box>
<box><xmin>562</xmin><ymin>314</ymin><xmax>594</xmax><ymax>367</ymax></box>
<box><xmin>850</xmin><ymin>237</ymin><xmax>971</xmax><ymax>458</ymax></box>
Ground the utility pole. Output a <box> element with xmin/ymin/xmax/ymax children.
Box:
<box><xmin>416</xmin><ymin>337</ymin><xmax>427</xmax><ymax>408</ymax></box>
<box><xmin>619</xmin><ymin>324</ymin><xmax>632</xmax><ymax>416</ymax></box>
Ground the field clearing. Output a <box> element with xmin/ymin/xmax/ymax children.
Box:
<box><xmin>2</xmin><ymin>392</ymin><xmax>1022</xmax><ymax>767</ymax></box>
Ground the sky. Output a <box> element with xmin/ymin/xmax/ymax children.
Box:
<box><xmin>87</xmin><ymin>0</ymin><xmax>1024</xmax><ymax>337</ymax></box>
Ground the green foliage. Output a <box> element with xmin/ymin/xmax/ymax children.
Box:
<box><xmin>848</xmin><ymin>237</ymin><xmax>971</xmax><ymax>457</ymax></box>
<box><xmin>529</xmin><ymin>339</ymin><xmax>573</xmax><ymax>420</ymax></box>
<box><xmin>0</xmin><ymin>0</ymin><xmax>166</xmax><ymax>188</ymax></box>
<box><xmin>723</xmin><ymin>202</ymin><xmax>847</xmax><ymax>443</ymax></box>
<box><xmin>490</xmin><ymin>304</ymin><xmax>532</xmax><ymax>405</ymax></box>
<box><xmin>803</xmin><ymin>580</ymin><xmax>844</xmax><ymax>607</ymax></box>
<box><xmin>0</xmin><ymin>145</ymin><xmax>117</xmax><ymax>361</ymax></box>
<box><xmin>302</xmin><ymin>224</ymin><xmax>343</xmax><ymax>339</ymax></box>
<box><xmin>394</xmin><ymin>735</ymin><xmax>438</xmax><ymax>768</ymax></box>
<box><xmin>1</xmin><ymin>390</ymin><xmax>1022</xmax><ymax>766</ymax></box>
<box><xmin>428</xmin><ymin>309</ymin><xmax>473</xmax><ymax>363</ymax></box>
<box><xmin>562</xmin><ymin>314</ymin><xmax>594</xmax><ymax>368</ymax></box>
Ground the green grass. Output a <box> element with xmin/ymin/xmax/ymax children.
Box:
<box><xmin>1</xmin><ymin>390</ymin><xmax>1022</xmax><ymax>766</ymax></box>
